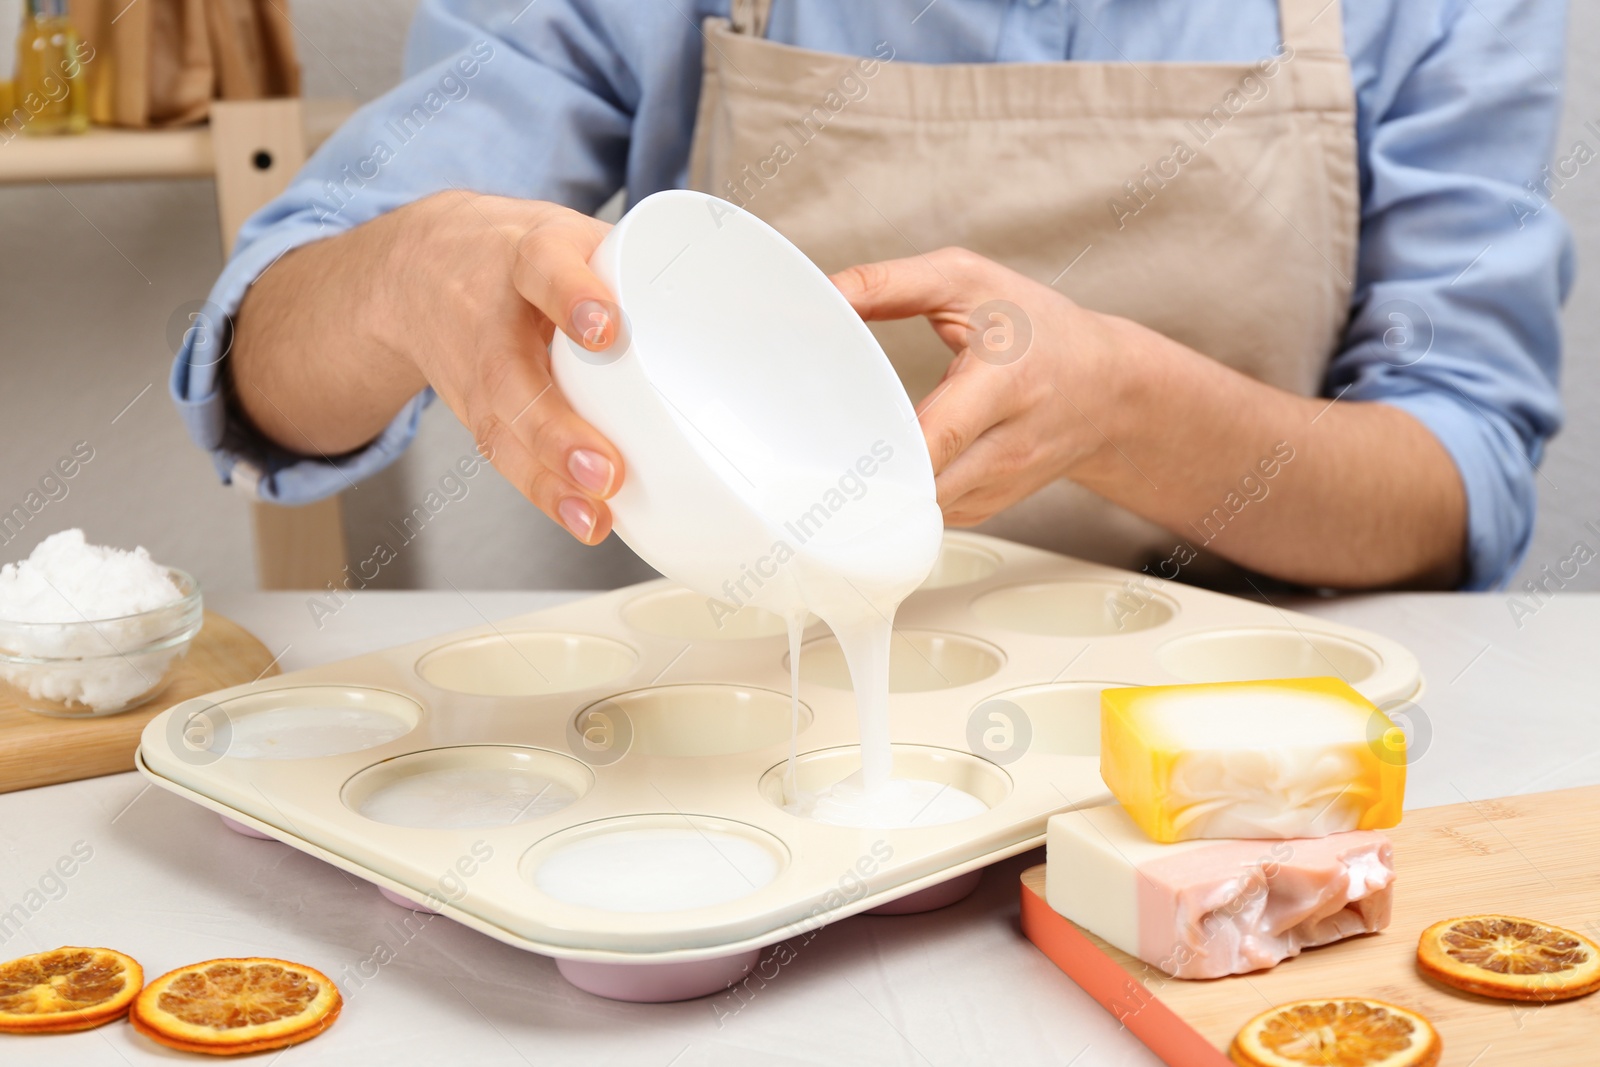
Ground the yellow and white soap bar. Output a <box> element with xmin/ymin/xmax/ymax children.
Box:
<box><xmin>1100</xmin><ymin>677</ymin><xmax>1404</xmax><ymax>842</ymax></box>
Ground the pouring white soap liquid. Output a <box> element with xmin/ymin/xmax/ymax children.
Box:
<box><xmin>750</xmin><ymin>481</ymin><xmax>989</xmax><ymax>828</ymax></box>
<box><xmin>547</xmin><ymin>189</ymin><xmax>992</xmax><ymax>838</ymax></box>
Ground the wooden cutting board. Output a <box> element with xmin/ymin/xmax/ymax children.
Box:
<box><xmin>1022</xmin><ymin>784</ymin><xmax>1600</xmax><ymax>1066</ymax></box>
<box><xmin>0</xmin><ymin>612</ymin><xmax>279</xmax><ymax>793</ymax></box>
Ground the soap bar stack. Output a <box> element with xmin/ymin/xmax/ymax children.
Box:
<box><xmin>1045</xmin><ymin>677</ymin><xmax>1404</xmax><ymax>979</ymax></box>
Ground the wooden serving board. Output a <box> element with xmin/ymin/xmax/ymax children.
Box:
<box><xmin>1022</xmin><ymin>784</ymin><xmax>1600</xmax><ymax>1066</ymax></box>
<box><xmin>0</xmin><ymin>612</ymin><xmax>279</xmax><ymax>794</ymax></box>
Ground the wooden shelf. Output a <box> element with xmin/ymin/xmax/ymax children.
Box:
<box><xmin>0</xmin><ymin>97</ymin><xmax>356</xmax><ymax>184</ymax></box>
<box><xmin>1</xmin><ymin>95</ymin><xmax>357</xmax><ymax>591</ymax></box>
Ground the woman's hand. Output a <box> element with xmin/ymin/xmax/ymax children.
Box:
<box><xmin>830</xmin><ymin>248</ymin><xmax>1132</xmax><ymax>525</ymax></box>
<box><xmin>390</xmin><ymin>193</ymin><xmax>629</xmax><ymax>544</ymax></box>
<box><xmin>236</xmin><ymin>193</ymin><xmax>627</xmax><ymax>544</ymax></box>
<box><xmin>830</xmin><ymin>247</ymin><xmax>1467</xmax><ymax>589</ymax></box>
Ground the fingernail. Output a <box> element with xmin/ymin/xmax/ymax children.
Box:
<box><xmin>571</xmin><ymin>300</ymin><xmax>612</xmax><ymax>350</ymax></box>
<box><xmin>558</xmin><ymin>497</ymin><xmax>597</xmax><ymax>542</ymax></box>
<box><xmin>567</xmin><ymin>449</ymin><xmax>615</xmax><ymax>495</ymax></box>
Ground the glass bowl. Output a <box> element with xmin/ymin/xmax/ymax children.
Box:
<box><xmin>0</xmin><ymin>568</ymin><xmax>203</xmax><ymax>717</ymax></box>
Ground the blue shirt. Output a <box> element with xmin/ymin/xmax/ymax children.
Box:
<box><xmin>170</xmin><ymin>0</ymin><xmax>1574</xmax><ymax>590</ymax></box>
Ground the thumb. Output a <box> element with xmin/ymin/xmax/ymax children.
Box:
<box><xmin>510</xmin><ymin>211</ymin><xmax>625</xmax><ymax>352</ymax></box>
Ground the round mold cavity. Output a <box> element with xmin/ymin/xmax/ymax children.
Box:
<box><xmin>416</xmin><ymin>632</ymin><xmax>636</xmax><ymax>696</ymax></box>
<box><xmin>192</xmin><ymin>685</ymin><xmax>419</xmax><ymax>761</ymax></box>
<box><xmin>919</xmin><ymin>537</ymin><xmax>1002</xmax><ymax>591</ymax></box>
<box><xmin>759</xmin><ymin>745</ymin><xmax>1012</xmax><ymax>828</ymax></box>
<box><xmin>523</xmin><ymin>815</ymin><xmax>788</xmax><ymax>914</ymax></box>
<box><xmin>1156</xmin><ymin>628</ymin><xmax>1380</xmax><ymax>685</ymax></box>
<box><xmin>978</xmin><ymin>681</ymin><xmax>1143</xmax><ymax>758</ymax></box>
<box><xmin>344</xmin><ymin>746</ymin><xmax>593</xmax><ymax>830</ymax></box>
<box><xmin>557</xmin><ymin>949</ymin><xmax>762</xmax><ymax>1003</ymax></box>
<box><xmin>972</xmin><ymin>580</ymin><xmax>1177</xmax><ymax>637</ymax></box>
<box><xmin>788</xmin><ymin>630</ymin><xmax>1003</xmax><ymax>693</ymax></box>
<box><xmin>867</xmin><ymin>870</ymin><xmax>984</xmax><ymax>915</ymax></box>
<box><xmin>577</xmin><ymin>684</ymin><xmax>812</xmax><ymax>759</ymax></box>
<box><xmin>620</xmin><ymin>586</ymin><xmax>791</xmax><ymax>641</ymax></box>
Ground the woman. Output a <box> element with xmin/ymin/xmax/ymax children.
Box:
<box><xmin>173</xmin><ymin>0</ymin><xmax>1571</xmax><ymax>590</ymax></box>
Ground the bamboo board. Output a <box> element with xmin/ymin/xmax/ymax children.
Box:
<box><xmin>0</xmin><ymin>612</ymin><xmax>279</xmax><ymax>793</ymax></box>
<box><xmin>1021</xmin><ymin>784</ymin><xmax>1600</xmax><ymax>1066</ymax></box>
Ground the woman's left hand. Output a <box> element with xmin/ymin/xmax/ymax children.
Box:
<box><xmin>831</xmin><ymin>248</ymin><xmax>1133</xmax><ymax>526</ymax></box>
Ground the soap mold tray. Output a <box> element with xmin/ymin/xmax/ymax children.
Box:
<box><xmin>136</xmin><ymin>534</ymin><xmax>1421</xmax><ymax>984</ymax></box>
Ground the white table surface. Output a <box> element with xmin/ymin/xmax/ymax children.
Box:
<box><xmin>2</xmin><ymin>589</ymin><xmax>1596</xmax><ymax>1066</ymax></box>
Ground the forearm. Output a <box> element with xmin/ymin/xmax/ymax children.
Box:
<box><xmin>1073</xmin><ymin>316</ymin><xmax>1467</xmax><ymax>590</ymax></box>
<box><xmin>230</xmin><ymin>205</ymin><xmax>429</xmax><ymax>457</ymax></box>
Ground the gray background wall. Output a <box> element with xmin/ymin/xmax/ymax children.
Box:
<box><xmin>2</xmin><ymin>0</ymin><xmax>1595</xmax><ymax>595</ymax></box>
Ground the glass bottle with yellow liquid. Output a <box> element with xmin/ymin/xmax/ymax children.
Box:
<box><xmin>14</xmin><ymin>0</ymin><xmax>88</xmax><ymax>135</ymax></box>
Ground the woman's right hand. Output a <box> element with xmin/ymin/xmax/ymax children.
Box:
<box><xmin>375</xmin><ymin>192</ymin><xmax>626</xmax><ymax>544</ymax></box>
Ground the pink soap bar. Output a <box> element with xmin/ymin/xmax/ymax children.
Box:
<box><xmin>1139</xmin><ymin>833</ymin><xmax>1393</xmax><ymax>978</ymax></box>
<box><xmin>1046</xmin><ymin>805</ymin><xmax>1394</xmax><ymax>979</ymax></box>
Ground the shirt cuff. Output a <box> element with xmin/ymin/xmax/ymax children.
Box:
<box><xmin>167</xmin><ymin>224</ymin><xmax>432</xmax><ymax>506</ymax></box>
<box><xmin>1371</xmin><ymin>390</ymin><xmax>1539</xmax><ymax>591</ymax></box>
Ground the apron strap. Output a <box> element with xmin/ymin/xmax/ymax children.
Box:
<box><xmin>728</xmin><ymin>0</ymin><xmax>774</xmax><ymax>37</ymax></box>
<box><xmin>1278</xmin><ymin>0</ymin><xmax>1345</xmax><ymax>55</ymax></box>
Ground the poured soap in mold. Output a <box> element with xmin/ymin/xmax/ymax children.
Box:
<box><xmin>359</xmin><ymin>766</ymin><xmax>580</xmax><ymax>829</ymax></box>
<box><xmin>345</xmin><ymin>746</ymin><xmax>592</xmax><ymax>829</ymax></box>
<box><xmin>784</xmin><ymin>776</ymin><xmax>988</xmax><ymax>829</ymax></box>
<box><xmin>535</xmin><ymin>826</ymin><xmax>781</xmax><ymax>912</ymax></box>
<box><xmin>223</xmin><ymin>706</ymin><xmax>413</xmax><ymax>760</ymax></box>
<box><xmin>763</xmin><ymin>744</ymin><xmax>1011</xmax><ymax>830</ymax></box>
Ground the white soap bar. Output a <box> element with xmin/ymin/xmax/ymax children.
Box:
<box><xmin>1046</xmin><ymin>804</ymin><xmax>1393</xmax><ymax>979</ymax></box>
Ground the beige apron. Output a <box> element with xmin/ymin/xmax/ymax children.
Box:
<box><xmin>687</xmin><ymin>0</ymin><xmax>1359</xmax><ymax>576</ymax></box>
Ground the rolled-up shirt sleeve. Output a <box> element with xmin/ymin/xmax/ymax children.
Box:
<box><xmin>1329</xmin><ymin>0</ymin><xmax>1574</xmax><ymax>590</ymax></box>
<box><xmin>167</xmin><ymin>0</ymin><xmax>646</xmax><ymax>504</ymax></box>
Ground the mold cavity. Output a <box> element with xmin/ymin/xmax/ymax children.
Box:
<box><xmin>759</xmin><ymin>745</ymin><xmax>1011</xmax><ymax>828</ymax></box>
<box><xmin>525</xmin><ymin>815</ymin><xmax>786</xmax><ymax>913</ymax></box>
<box><xmin>918</xmin><ymin>537</ymin><xmax>1002</xmax><ymax>591</ymax></box>
<box><xmin>416</xmin><ymin>632</ymin><xmax>636</xmax><ymax>696</ymax></box>
<box><xmin>978</xmin><ymin>681</ymin><xmax>1142</xmax><ymax>758</ymax></box>
<box><xmin>788</xmin><ymin>630</ymin><xmax>1002</xmax><ymax>693</ymax></box>
<box><xmin>580</xmin><ymin>684</ymin><xmax>810</xmax><ymax>758</ymax></box>
<box><xmin>972</xmin><ymin>581</ymin><xmax>1176</xmax><ymax>637</ymax></box>
<box><xmin>197</xmin><ymin>686</ymin><xmax>419</xmax><ymax>760</ymax></box>
<box><xmin>620</xmin><ymin>586</ymin><xmax>792</xmax><ymax>641</ymax></box>
<box><xmin>344</xmin><ymin>746</ymin><xmax>592</xmax><ymax>829</ymax></box>
<box><xmin>1156</xmin><ymin>628</ymin><xmax>1380</xmax><ymax>685</ymax></box>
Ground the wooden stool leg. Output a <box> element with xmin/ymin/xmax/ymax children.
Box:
<box><xmin>250</xmin><ymin>495</ymin><xmax>348</xmax><ymax>592</ymax></box>
<box><xmin>209</xmin><ymin>99</ymin><xmax>350</xmax><ymax>590</ymax></box>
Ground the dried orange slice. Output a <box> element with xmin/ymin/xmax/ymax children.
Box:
<box><xmin>1230</xmin><ymin>998</ymin><xmax>1440</xmax><ymax>1067</ymax></box>
<box><xmin>130</xmin><ymin>957</ymin><xmax>341</xmax><ymax>1055</ymax></box>
<box><xmin>0</xmin><ymin>946</ymin><xmax>142</xmax><ymax>1033</ymax></box>
<box><xmin>1417</xmin><ymin>913</ymin><xmax>1600</xmax><ymax>1001</ymax></box>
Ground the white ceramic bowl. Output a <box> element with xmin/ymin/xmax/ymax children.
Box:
<box><xmin>551</xmin><ymin>190</ymin><xmax>936</xmax><ymax>608</ymax></box>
